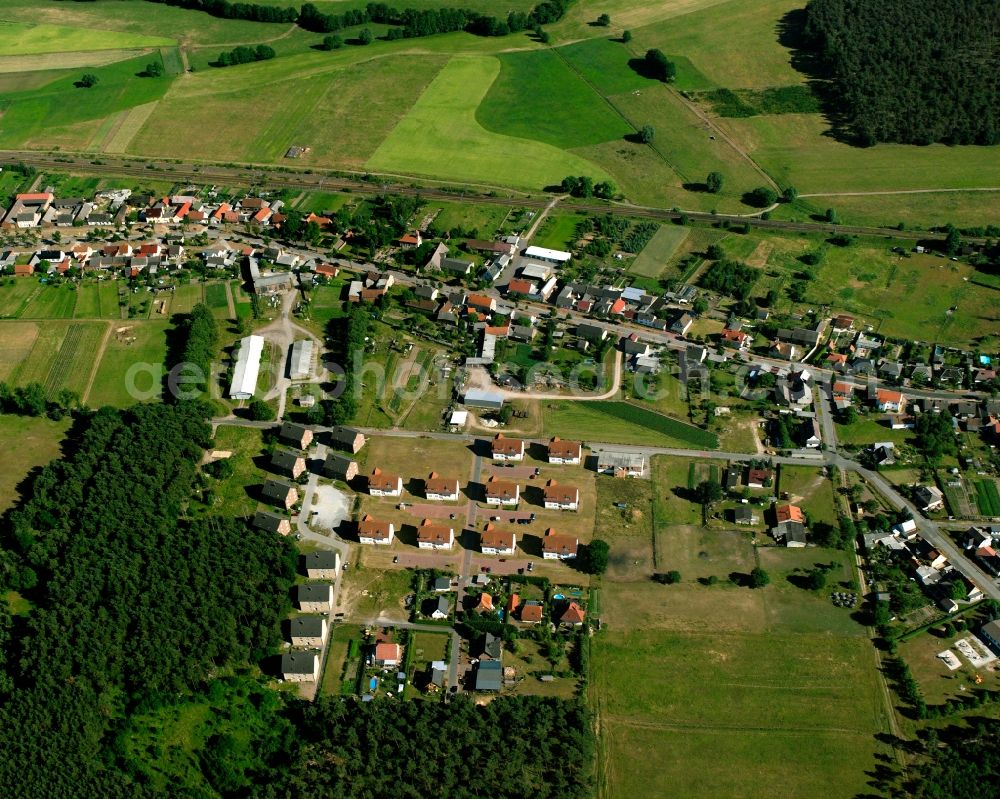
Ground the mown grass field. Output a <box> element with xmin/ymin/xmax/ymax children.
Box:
<box><xmin>777</xmin><ymin>464</ymin><xmax>838</xmax><ymax>525</ymax></box>
<box><xmin>0</xmin><ymin>412</ymin><xmax>70</xmax><ymax>511</ymax></box>
<box><xmin>477</xmin><ymin>49</ymin><xmax>633</xmax><ymax>149</ymax></box>
<box><xmin>368</xmin><ymin>56</ymin><xmax>612</xmax><ymax>188</ymax></box>
<box><xmin>592</xmin><ymin>525</ymin><xmax>887</xmax><ymax>799</ymax></box>
<box><xmin>20</xmin><ymin>284</ymin><xmax>78</xmax><ymax>319</ymax></box>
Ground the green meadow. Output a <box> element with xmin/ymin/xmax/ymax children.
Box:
<box><xmin>0</xmin><ymin>20</ymin><xmax>173</xmax><ymax>55</ymax></box>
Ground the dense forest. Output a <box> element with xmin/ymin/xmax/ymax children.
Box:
<box><xmin>258</xmin><ymin>695</ymin><xmax>594</xmax><ymax>799</ymax></box>
<box><xmin>802</xmin><ymin>0</ymin><xmax>1000</xmax><ymax>145</ymax></box>
<box><xmin>0</xmin><ymin>403</ymin><xmax>297</xmax><ymax>798</ymax></box>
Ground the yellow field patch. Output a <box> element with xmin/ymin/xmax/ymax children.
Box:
<box><xmin>103</xmin><ymin>100</ymin><xmax>160</xmax><ymax>153</ymax></box>
<box><xmin>0</xmin><ymin>321</ymin><xmax>39</xmax><ymax>382</ymax></box>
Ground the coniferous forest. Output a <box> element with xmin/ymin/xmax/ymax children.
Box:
<box><xmin>802</xmin><ymin>0</ymin><xmax>1000</xmax><ymax>145</ymax></box>
<box><xmin>0</xmin><ymin>401</ymin><xmax>594</xmax><ymax>798</ymax></box>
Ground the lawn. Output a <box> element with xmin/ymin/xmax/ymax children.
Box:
<box><xmin>432</xmin><ymin>201</ymin><xmax>511</xmax><ymax>236</ymax></box>
<box><xmin>0</xmin><ymin>412</ymin><xmax>70</xmax><ymax>511</ymax></box>
<box><xmin>531</xmin><ymin>213</ymin><xmax>582</xmax><ymax>251</ymax></box>
<box><xmin>629</xmin><ymin>224</ymin><xmax>687</xmax><ymax>277</ymax></box>
<box><xmin>835</xmin><ymin>416</ymin><xmax>913</xmax><ymax>449</ymax></box>
<box><xmin>777</xmin><ymin>465</ymin><xmax>838</xmax><ymax>525</ymax></box>
<box><xmin>367</xmin><ymin>56</ymin><xmax>612</xmax><ymax>189</ymax></box>
<box><xmin>197</xmin><ymin>426</ymin><xmax>265</xmax><ymax>519</ymax></box>
<box><xmin>898</xmin><ymin>622</ymin><xmax>1000</xmax><ymax>707</ymax></box>
<box><xmin>170</xmin><ymin>282</ymin><xmax>204</xmax><ymax>315</ymax></box>
<box><xmin>204</xmin><ymin>282</ymin><xmax>230</xmax><ymax>318</ymax></box>
<box><xmin>477</xmin><ymin>49</ymin><xmax>633</xmax><ymax>149</ymax></box>
<box><xmin>0</xmin><ymin>20</ymin><xmax>174</xmax><ymax>55</ymax></box>
<box><xmin>321</xmin><ymin>624</ymin><xmax>366</xmax><ymax>696</ymax></box>
<box><xmin>87</xmin><ymin>320</ymin><xmax>169</xmax><ymax>407</ymax></box>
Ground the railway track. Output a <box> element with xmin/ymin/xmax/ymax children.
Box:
<box><xmin>0</xmin><ymin>151</ymin><xmax>969</xmax><ymax>242</ymax></box>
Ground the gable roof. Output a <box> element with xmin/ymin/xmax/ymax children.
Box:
<box><xmin>485</xmin><ymin>477</ymin><xmax>519</xmax><ymax>501</ymax></box>
<box><xmin>548</xmin><ymin>437</ymin><xmax>582</xmax><ymax>459</ymax></box>
<box><xmin>369</xmin><ymin>467</ymin><xmax>401</xmax><ymax>492</ymax></box>
<box><xmin>542</xmin><ymin>528</ymin><xmax>578</xmax><ymax>556</ymax></box>
<box><xmin>425</xmin><ymin>472</ymin><xmax>459</xmax><ymax>495</ymax></box>
<box><xmin>774</xmin><ymin>504</ymin><xmax>805</xmax><ymax>524</ymax></box>
<box><xmin>543</xmin><ymin>480</ymin><xmax>579</xmax><ymax>504</ymax></box>
<box><xmin>492</xmin><ymin>433</ymin><xmax>524</xmax><ymax>455</ymax></box>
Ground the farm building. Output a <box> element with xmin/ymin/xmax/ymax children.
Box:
<box><xmin>289</xmin><ymin>339</ymin><xmax>313</xmax><ymax>380</ymax></box>
<box><xmin>229</xmin><ymin>335</ymin><xmax>265</xmax><ymax>399</ymax></box>
<box><xmin>463</xmin><ymin>388</ymin><xmax>505</xmax><ymax>410</ymax></box>
<box><xmin>597</xmin><ymin>452</ymin><xmax>645</xmax><ymax>477</ymax></box>
<box><xmin>523</xmin><ymin>245</ymin><xmax>571</xmax><ymax>264</ymax></box>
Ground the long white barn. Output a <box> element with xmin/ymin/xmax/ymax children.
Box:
<box><xmin>229</xmin><ymin>335</ymin><xmax>265</xmax><ymax>399</ymax></box>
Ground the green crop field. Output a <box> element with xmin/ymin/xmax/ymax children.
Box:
<box><xmin>587</xmin><ymin>401</ymin><xmax>718</xmax><ymax>448</ymax></box>
<box><xmin>368</xmin><ymin>56</ymin><xmax>612</xmax><ymax>189</ymax></box>
<box><xmin>0</xmin><ymin>279</ymin><xmax>40</xmax><ymax>318</ymax></box>
<box><xmin>74</xmin><ymin>282</ymin><xmax>123</xmax><ymax>320</ymax></box>
<box><xmin>542</xmin><ymin>400</ymin><xmax>717</xmax><ymax>449</ymax></box>
<box><xmin>558</xmin><ymin>38</ymin><xmax>650</xmax><ymax>97</ymax></box>
<box><xmin>477</xmin><ymin>49</ymin><xmax>633</xmax><ymax>149</ymax></box>
<box><xmin>20</xmin><ymin>284</ymin><xmax>78</xmax><ymax>319</ymax></box>
<box><xmin>975</xmin><ymin>480</ymin><xmax>1000</xmax><ymax>516</ymax></box>
<box><xmin>87</xmin><ymin>320</ymin><xmax>168</xmax><ymax>407</ymax></box>
<box><xmin>629</xmin><ymin>225</ymin><xmax>687</xmax><ymax>277</ymax></box>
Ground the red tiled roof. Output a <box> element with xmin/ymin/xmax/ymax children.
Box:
<box><xmin>548</xmin><ymin>437</ymin><xmax>581</xmax><ymax>459</ymax></box>
<box><xmin>775</xmin><ymin>504</ymin><xmax>805</xmax><ymax>523</ymax></box>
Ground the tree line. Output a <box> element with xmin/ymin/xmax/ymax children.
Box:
<box><xmin>803</xmin><ymin>0</ymin><xmax>1000</xmax><ymax>145</ymax></box>
<box><xmin>170</xmin><ymin>302</ymin><xmax>219</xmax><ymax>396</ymax></box>
<box><xmin>215</xmin><ymin>43</ymin><xmax>276</xmax><ymax>66</ymax></box>
<box><xmin>142</xmin><ymin>0</ymin><xmax>571</xmax><ymax>40</ymax></box>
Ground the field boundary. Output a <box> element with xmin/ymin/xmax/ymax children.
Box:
<box><xmin>81</xmin><ymin>322</ymin><xmax>113</xmax><ymax>405</ymax></box>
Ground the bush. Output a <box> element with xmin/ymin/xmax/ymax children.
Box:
<box><xmin>749</xmin><ymin>567</ymin><xmax>770</xmax><ymax>588</ymax></box>
<box><xmin>745</xmin><ymin>186</ymin><xmax>778</xmax><ymax>208</ymax></box>
<box><xmin>248</xmin><ymin>398</ymin><xmax>275</xmax><ymax>421</ymax></box>
<box><xmin>706</xmin><ymin>171</ymin><xmax>724</xmax><ymax>194</ymax></box>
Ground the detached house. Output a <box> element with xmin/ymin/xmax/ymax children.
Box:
<box><xmin>547</xmin><ymin>437</ymin><xmax>582</xmax><ymax>464</ymax></box>
<box><xmin>375</xmin><ymin>642</ymin><xmax>402</xmax><ymax>668</ymax></box>
<box><xmin>480</xmin><ymin>524</ymin><xmax>516</xmax><ymax>555</ymax></box>
<box><xmin>330</xmin><ymin>426</ymin><xmax>366</xmax><ymax>453</ymax></box>
<box><xmin>368</xmin><ymin>468</ymin><xmax>403</xmax><ymax>497</ymax></box>
<box><xmin>492</xmin><ymin>433</ymin><xmax>525</xmax><ymax>461</ymax></box>
<box><xmin>281</xmin><ymin>651</ymin><xmax>319</xmax><ymax>682</ymax></box>
<box><xmin>279</xmin><ymin>421</ymin><xmax>313</xmax><ymax>450</ymax></box>
<box><xmin>425</xmin><ymin>472</ymin><xmax>460</xmax><ymax>501</ymax></box>
<box><xmin>485</xmin><ymin>477</ymin><xmax>520</xmax><ymax>506</ymax></box>
<box><xmin>271</xmin><ymin>449</ymin><xmax>307</xmax><ymax>479</ymax></box>
<box><xmin>543</xmin><ymin>480</ymin><xmax>580</xmax><ymax>511</ymax></box>
<box><xmin>305</xmin><ymin>550</ymin><xmax>340</xmax><ymax>578</ymax></box>
<box><xmin>874</xmin><ymin>389</ymin><xmax>906</xmax><ymax>413</ymax></box>
<box><xmin>262</xmin><ymin>479</ymin><xmax>299</xmax><ymax>510</ymax></box>
<box><xmin>417</xmin><ymin>520</ymin><xmax>454</xmax><ymax>550</ymax></box>
<box><xmin>559</xmin><ymin>601</ymin><xmax>587</xmax><ymax>627</ymax></box>
<box><xmin>252</xmin><ymin>510</ymin><xmax>292</xmax><ymax>537</ymax></box>
<box><xmin>297</xmin><ymin>583</ymin><xmax>333</xmax><ymax>612</ymax></box>
<box><xmin>915</xmin><ymin>485</ymin><xmax>945</xmax><ymax>513</ymax></box>
<box><xmin>358</xmin><ymin>515</ymin><xmax>395</xmax><ymax>545</ymax></box>
<box><xmin>542</xmin><ymin>528</ymin><xmax>579</xmax><ymax>560</ymax></box>
<box><xmin>290</xmin><ymin>616</ymin><xmax>328</xmax><ymax>648</ymax></box>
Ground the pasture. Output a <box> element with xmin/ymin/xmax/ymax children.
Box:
<box><xmin>367</xmin><ymin>56</ymin><xmax>612</xmax><ymax>189</ymax></box>
<box><xmin>0</xmin><ymin>413</ymin><xmax>70</xmax><ymax>512</ymax></box>
<box><xmin>629</xmin><ymin>224</ymin><xmax>687</xmax><ymax>277</ymax></box>
<box><xmin>87</xmin><ymin>320</ymin><xmax>169</xmax><ymax>407</ymax></box>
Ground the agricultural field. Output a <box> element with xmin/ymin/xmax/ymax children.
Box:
<box><xmin>19</xmin><ymin>283</ymin><xmax>78</xmax><ymax>319</ymax></box>
<box><xmin>0</xmin><ymin>412</ymin><xmax>70</xmax><ymax>511</ymax></box>
<box><xmin>74</xmin><ymin>282</ymin><xmax>123</xmax><ymax>320</ymax></box>
<box><xmin>0</xmin><ymin>20</ymin><xmax>173</xmax><ymax>55</ymax></box>
<box><xmin>0</xmin><ymin>279</ymin><xmax>41</xmax><ymax>318</ymax></box>
<box><xmin>974</xmin><ymin>479</ymin><xmax>1000</xmax><ymax>517</ymax></box>
<box><xmin>542</xmin><ymin>400</ymin><xmax>716</xmax><ymax>449</ymax></box>
<box><xmin>0</xmin><ymin>320</ymin><xmax>108</xmax><ymax>399</ymax></box>
<box><xmin>368</xmin><ymin>56</ymin><xmax>612</xmax><ymax>189</ymax></box>
<box><xmin>477</xmin><ymin>49</ymin><xmax>633</xmax><ymax>150</ymax></box>
<box><xmin>86</xmin><ymin>320</ymin><xmax>168</xmax><ymax>407</ymax></box>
